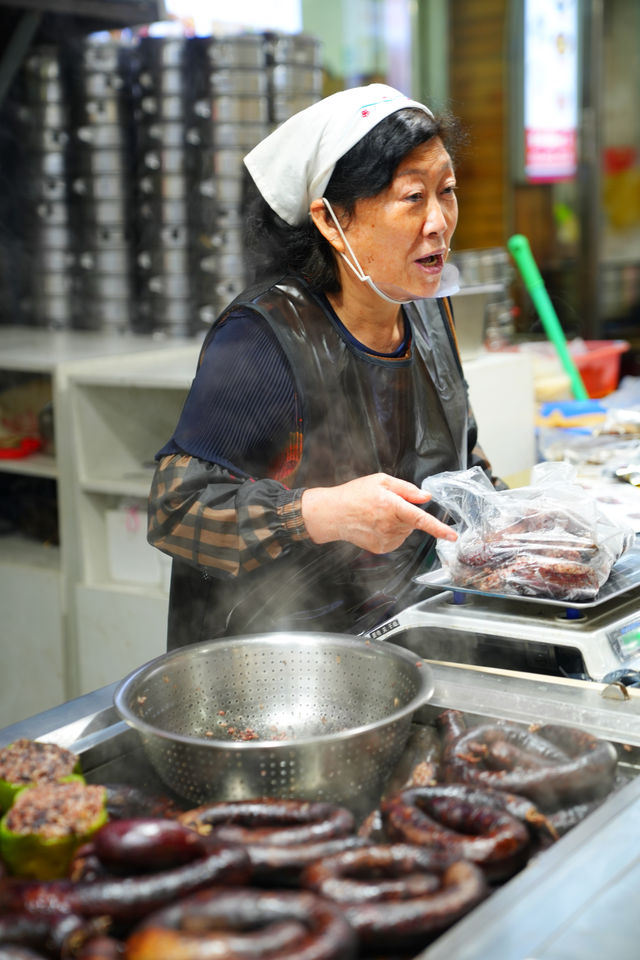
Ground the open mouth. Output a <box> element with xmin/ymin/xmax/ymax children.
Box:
<box><xmin>416</xmin><ymin>253</ymin><xmax>443</xmax><ymax>267</ymax></box>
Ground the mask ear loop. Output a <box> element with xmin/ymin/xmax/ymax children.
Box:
<box><xmin>321</xmin><ymin>197</ymin><xmax>412</xmax><ymax>305</ymax></box>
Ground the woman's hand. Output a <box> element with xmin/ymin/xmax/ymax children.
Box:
<box><xmin>301</xmin><ymin>473</ymin><xmax>457</xmax><ymax>554</ymax></box>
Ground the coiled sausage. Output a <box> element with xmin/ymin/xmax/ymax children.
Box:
<box><xmin>381</xmin><ymin>785</ymin><xmax>530</xmax><ymax>881</ymax></box>
<box><xmin>125</xmin><ymin>886</ymin><xmax>357</xmax><ymax>960</ymax></box>
<box><xmin>441</xmin><ymin>718</ymin><xmax>617</xmax><ymax>808</ymax></box>
<box><xmin>300</xmin><ymin>844</ymin><xmax>486</xmax><ymax>947</ymax></box>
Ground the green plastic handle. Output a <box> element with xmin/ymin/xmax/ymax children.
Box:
<box><xmin>507</xmin><ymin>234</ymin><xmax>589</xmax><ymax>400</ymax></box>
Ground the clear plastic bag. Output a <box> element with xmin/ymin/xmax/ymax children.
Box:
<box><xmin>420</xmin><ymin>463</ymin><xmax>635</xmax><ymax>601</ymax></box>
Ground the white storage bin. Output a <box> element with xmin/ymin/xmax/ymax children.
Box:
<box><xmin>106</xmin><ymin>499</ymin><xmax>164</xmax><ymax>586</ymax></box>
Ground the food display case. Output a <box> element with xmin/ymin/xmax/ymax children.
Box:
<box><xmin>1</xmin><ymin>659</ymin><xmax>639</xmax><ymax>959</ymax></box>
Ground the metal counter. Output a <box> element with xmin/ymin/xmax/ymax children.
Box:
<box><xmin>420</xmin><ymin>772</ymin><xmax>640</xmax><ymax>959</ymax></box>
<box><xmin>2</xmin><ymin>663</ymin><xmax>640</xmax><ymax>960</ymax></box>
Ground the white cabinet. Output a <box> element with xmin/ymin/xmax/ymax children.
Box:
<box><xmin>0</xmin><ymin>539</ymin><xmax>65</xmax><ymax>729</ymax></box>
<box><xmin>62</xmin><ymin>345</ymin><xmax>201</xmax><ymax>695</ymax></box>
<box><xmin>464</xmin><ymin>350</ymin><xmax>536</xmax><ymax>483</ymax></box>
<box><xmin>0</xmin><ymin>330</ymin><xmax>200</xmax><ymax>725</ymax></box>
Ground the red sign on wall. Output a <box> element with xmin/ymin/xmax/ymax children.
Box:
<box><xmin>524</xmin><ymin>0</ymin><xmax>579</xmax><ymax>182</ymax></box>
<box><xmin>524</xmin><ymin>127</ymin><xmax>578</xmax><ymax>182</ymax></box>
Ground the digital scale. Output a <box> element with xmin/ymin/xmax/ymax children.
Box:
<box><xmin>368</xmin><ymin>543</ymin><xmax>640</xmax><ymax>682</ymax></box>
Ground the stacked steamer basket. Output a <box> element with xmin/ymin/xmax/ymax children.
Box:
<box><xmin>67</xmin><ymin>36</ymin><xmax>138</xmax><ymax>333</ymax></box>
<box><xmin>15</xmin><ymin>46</ymin><xmax>75</xmax><ymax>329</ymax></box>
<box><xmin>188</xmin><ymin>33</ymin><xmax>270</xmax><ymax>330</ymax></box>
<box><xmin>266</xmin><ymin>31</ymin><xmax>323</xmax><ymax>128</ymax></box>
<box><xmin>2</xmin><ymin>31</ymin><xmax>324</xmax><ymax>338</ymax></box>
<box><xmin>0</xmin><ymin>97</ymin><xmax>15</xmax><ymax>325</ymax></box>
<box><xmin>0</xmin><ymin>68</ymin><xmax>17</xmax><ymax>325</ymax></box>
<box><xmin>133</xmin><ymin>36</ymin><xmax>195</xmax><ymax>338</ymax></box>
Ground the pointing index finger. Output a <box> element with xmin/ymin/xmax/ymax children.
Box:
<box><xmin>394</xmin><ymin>497</ymin><xmax>457</xmax><ymax>541</ymax></box>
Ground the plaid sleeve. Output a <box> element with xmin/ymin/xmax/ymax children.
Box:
<box><xmin>148</xmin><ymin>454</ymin><xmax>309</xmax><ymax>578</ymax></box>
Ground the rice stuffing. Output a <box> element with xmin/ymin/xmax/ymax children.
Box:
<box><xmin>4</xmin><ymin>781</ymin><xmax>106</xmax><ymax>838</ymax></box>
<box><xmin>0</xmin><ymin>739</ymin><xmax>78</xmax><ymax>786</ymax></box>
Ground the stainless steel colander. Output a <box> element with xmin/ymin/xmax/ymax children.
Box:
<box><xmin>113</xmin><ymin>632</ymin><xmax>434</xmax><ymax>814</ymax></box>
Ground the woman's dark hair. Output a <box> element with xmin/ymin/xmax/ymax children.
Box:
<box><xmin>243</xmin><ymin>106</ymin><xmax>463</xmax><ymax>291</ymax></box>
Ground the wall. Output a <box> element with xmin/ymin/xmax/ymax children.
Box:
<box><xmin>446</xmin><ymin>0</ymin><xmax>579</xmax><ymax>335</ymax></box>
<box><xmin>445</xmin><ymin>0</ymin><xmax>573</xmax><ymax>268</ymax></box>
<box><xmin>302</xmin><ymin>0</ymin><xmax>389</xmax><ymax>87</ymax></box>
<box><xmin>447</xmin><ymin>0</ymin><xmax>511</xmax><ymax>252</ymax></box>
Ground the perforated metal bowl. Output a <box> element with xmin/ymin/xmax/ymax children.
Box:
<box><xmin>114</xmin><ymin>632</ymin><xmax>434</xmax><ymax>814</ymax></box>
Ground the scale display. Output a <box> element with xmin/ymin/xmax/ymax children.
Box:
<box><xmin>611</xmin><ymin>620</ymin><xmax>640</xmax><ymax>658</ymax></box>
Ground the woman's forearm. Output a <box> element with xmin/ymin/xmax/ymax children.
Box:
<box><xmin>147</xmin><ymin>454</ymin><xmax>307</xmax><ymax>577</ymax></box>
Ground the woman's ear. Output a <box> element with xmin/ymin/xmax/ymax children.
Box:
<box><xmin>309</xmin><ymin>198</ymin><xmax>346</xmax><ymax>253</ymax></box>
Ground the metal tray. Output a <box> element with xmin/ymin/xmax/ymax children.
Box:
<box><xmin>2</xmin><ymin>666</ymin><xmax>640</xmax><ymax>960</ymax></box>
<box><xmin>414</xmin><ymin>542</ymin><xmax>640</xmax><ymax>610</ymax></box>
<box><xmin>2</xmin><ymin>667</ymin><xmax>640</xmax><ymax>960</ymax></box>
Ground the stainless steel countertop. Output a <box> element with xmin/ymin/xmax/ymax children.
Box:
<box><xmin>419</xmin><ymin>773</ymin><xmax>640</xmax><ymax>960</ymax></box>
<box><xmin>2</xmin><ymin>663</ymin><xmax>640</xmax><ymax>960</ymax></box>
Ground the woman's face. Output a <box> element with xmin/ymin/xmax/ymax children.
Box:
<box><xmin>339</xmin><ymin>137</ymin><xmax>458</xmax><ymax>302</ymax></box>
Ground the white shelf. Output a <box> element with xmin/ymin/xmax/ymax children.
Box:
<box><xmin>71</xmin><ymin>382</ymin><xmax>188</xmax><ymax>491</ymax></box>
<box><xmin>0</xmin><ymin>328</ymin><xmax>198</xmax><ymax>706</ymax></box>
<box><xmin>62</xmin><ymin>343</ymin><xmax>199</xmax><ymax>696</ymax></box>
<box><xmin>80</xmin><ymin>578</ymin><xmax>169</xmax><ymax>600</ymax></box>
<box><xmin>0</xmin><ymin>452</ymin><xmax>58</xmax><ymax>479</ymax></box>
<box><xmin>0</xmin><ymin>533</ymin><xmax>60</xmax><ymax>571</ymax></box>
<box><xmin>78</xmin><ymin>489</ymin><xmax>170</xmax><ymax>590</ymax></box>
<box><xmin>0</xmin><ymin>328</ymin><xmax>197</xmax><ymax>373</ymax></box>
<box><xmin>80</xmin><ymin>475</ymin><xmax>156</xmax><ymax>498</ymax></box>
<box><xmin>68</xmin><ymin>346</ymin><xmax>202</xmax><ymax>389</ymax></box>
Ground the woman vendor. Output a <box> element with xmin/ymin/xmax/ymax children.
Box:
<box><xmin>148</xmin><ymin>83</ymin><xmax>505</xmax><ymax>648</ymax></box>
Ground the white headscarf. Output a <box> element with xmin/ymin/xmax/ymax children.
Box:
<box><xmin>243</xmin><ymin>83</ymin><xmax>434</xmax><ymax>227</ymax></box>
<box><xmin>243</xmin><ymin>83</ymin><xmax>460</xmax><ymax>300</ymax></box>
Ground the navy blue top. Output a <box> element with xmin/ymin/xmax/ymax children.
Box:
<box><xmin>158</xmin><ymin>295</ymin><xmax>410</xmax><ymax>478</ymax></box>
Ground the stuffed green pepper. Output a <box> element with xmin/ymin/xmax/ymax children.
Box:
<box><xmin>0</xmin><ymin>779</ymin><xmax>108</xmax><ymax>879</ymax></box>
<box><xmin>0</xmin><ymin>738</ymin><xmax>82</xmax><ymax>811</ymax></box>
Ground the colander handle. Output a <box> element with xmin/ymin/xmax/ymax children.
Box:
<box><xmin>70</xmin><ymin>720</ymin><xmax>131</xmax><ymax>754</ymax></box>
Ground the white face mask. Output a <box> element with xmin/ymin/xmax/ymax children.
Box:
<box><xmin>321</xmin><ymin>197</ymin><xmax>460</xmax><ymax>303</ymax></box>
